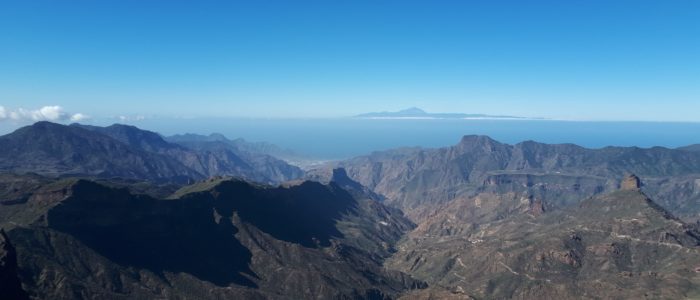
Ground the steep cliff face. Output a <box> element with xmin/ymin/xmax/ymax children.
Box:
<box><xmin>2</xmin><ymin>177</ymin><xmax>422</xmax><ymax>299</ymax></box>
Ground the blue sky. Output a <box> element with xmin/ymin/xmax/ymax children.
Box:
<box><xmin>0</xmin><ymin>0</ymin><xmax>698</xmax><ymax>122</ymax></box>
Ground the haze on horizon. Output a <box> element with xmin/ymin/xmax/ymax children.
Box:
<box><xmin>1</xmin><ymin>0</ymin><xmax>699</xmax><ymax>124</ymax></box>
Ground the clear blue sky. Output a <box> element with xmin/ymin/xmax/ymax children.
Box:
<box><xmin>0</xmin><ymin>0</ymin><xmax>698</xmax><ymax>121</ymax></box>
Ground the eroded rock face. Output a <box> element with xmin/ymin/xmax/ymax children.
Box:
<box><xmin>621</xmin><ymin>174</ymin><xmax>642</xmax><ymax>190</ymax></box>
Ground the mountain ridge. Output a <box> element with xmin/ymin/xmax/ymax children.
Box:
<box><xmin>1</xmin><ymin>175</ymin><xmax>423</xmax><ymax>299</ymax></box>
<box><xmin>314</xmin><ymin>134</ymin><xmax>700</xmax><ymax>222</ymax></box>
<box><xmin>0</xmin><ymin>122</ymin><xmax>303</xmax><ymax>184</ymax></box>
<box><xmin>0</xmin><ymin>121</ymin><xmax>199</xmax><ymax>182</ymax></box>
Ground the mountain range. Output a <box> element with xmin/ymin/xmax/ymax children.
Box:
<box><xmin>314</xmin><ymin>135</ymin><xmax>700</xmax><ymax>223</ymax></box>
<box><xmin>167</xmin><ymin>133</ymin><xmax>308</xmax><ymax>163</ymax></box>
<box><xmin>2</xmin><ymin>122</ymin><xmax>700</xmax><ymax>299</ymax></box>
<box><xmin>0</xmin><ymin>122</ymin><xmax>303</xmax><ymax>184</ymax></box>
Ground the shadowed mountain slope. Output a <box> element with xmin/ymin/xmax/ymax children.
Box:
<box><xmin>0</xmin><ymin>174</ymin><xmax>422</xmax><ymax>299</ymax></box>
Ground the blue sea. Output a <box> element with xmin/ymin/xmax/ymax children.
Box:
<box><xmin>2</xmin><ymin>118</ymin><xmax>699</xmax><ymax>160</ymax></box>
<box><xmin>131</xmin><ymin>118</ymin><xmax>700</xmax><ymax>160</ymax></box>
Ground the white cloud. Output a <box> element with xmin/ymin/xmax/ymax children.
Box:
<box><xmin>0</xmin><ymin>105</ymin><xmax>89</xmax><ymax>123</ymax></box>
<box><xmin>70</xmin><ymin>113</ymin><xmax>89</xmax><ymax>122</ymax></box>
<box><xmin>38</xmin><ymin>105</ymin><xmax>63</xmax><ymax>120</ymax></box>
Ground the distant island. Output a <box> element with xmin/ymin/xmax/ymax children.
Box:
<box><xmin>354</xmin><ymin>107</ymin><xmax>535</xmax><ymax>120</ymax></box>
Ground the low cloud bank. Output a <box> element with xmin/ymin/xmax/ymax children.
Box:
<box><xmin>0</xmin><ymin>105</ymin><xmax>89</xmax><ymax>122</ymax></box>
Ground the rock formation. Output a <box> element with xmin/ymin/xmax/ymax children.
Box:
<box><xmin>621</xmin><ymin>173</ymin><xmax>642</xmax><ymax>190</ymax></box>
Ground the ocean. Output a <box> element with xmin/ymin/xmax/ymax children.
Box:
<box><xmin>129</xmin><ymin>118</ymin><xmax>700</xmax><ymax>160</ymax></box>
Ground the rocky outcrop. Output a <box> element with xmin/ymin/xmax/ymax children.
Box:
<box><xmin>621</xmin><ymin>174</ymin><xmax>641</xmax><ymax>190</ymax></box>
